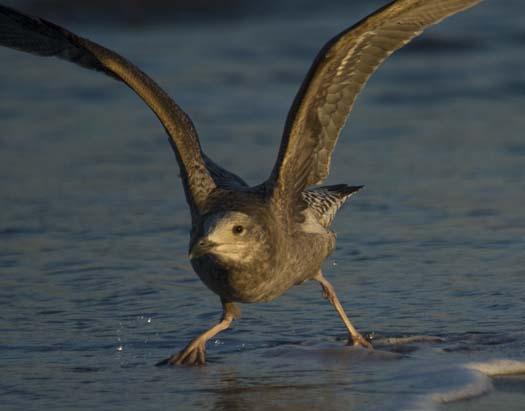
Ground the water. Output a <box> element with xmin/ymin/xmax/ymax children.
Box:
<box><xmin>1</xmin><ymin>1</ymin><xmax>525</xmax><ymax>410</ymax></box>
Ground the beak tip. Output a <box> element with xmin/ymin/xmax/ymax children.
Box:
<box><xmin>188</xmin><ymin>247</ymin><xmax>198</xmax><ymax>260</ymax></box>
<box><xmin>189</xmin><ymin>238</ymin><xmax>214</xmax><ymax>260</ymax></box>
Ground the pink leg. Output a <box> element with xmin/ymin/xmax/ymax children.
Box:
<box><xmin>315</xmin><ymin>271</ymin><xmax>372</xmax><ymax>349</ymax></box>
<box><xmin>156</xmin><ymin>300</ymin><xmax>240</xmax><ymax>366</ymax></box>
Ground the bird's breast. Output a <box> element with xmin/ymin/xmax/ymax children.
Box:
<box><xmin>190</xmin><ymin>231</ymin><xmax>335</xmax><ymax>303</ymax></box>
<box><xmin>190</xmin><ymin>255</ymin><xmax>293</xmax><ymax>303</ymax></box>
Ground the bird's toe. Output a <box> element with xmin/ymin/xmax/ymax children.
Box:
<box><xmin>156</xmin><ymin>344</ymin><xmax>207</xmax><ymax>366</ymax></box>
<box><xmin>349</xmin><ymin>334</ymin><xmax>373</xmax><ymax>349</ymax></box>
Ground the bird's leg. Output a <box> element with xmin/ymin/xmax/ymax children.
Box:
<box><xmin>315</xmin><ymin>271</ymin><xmax>372</xmax><ymax>349</ymax></box>
<box><xmin>156</xmin><ymin>299</ymin><xmax>239</xmax><ymax>366</ymax></box>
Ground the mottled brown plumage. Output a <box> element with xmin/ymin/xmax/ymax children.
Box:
<box><xmin>270</xmin><ymin>0</ymin><xmax>481</xmax><ymax>223</ymax></box>
<box><xmin>0</xmin><ymin>0</ymin><xmax>481</xmax><ymax>366</ymax></box>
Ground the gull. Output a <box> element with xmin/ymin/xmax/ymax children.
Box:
<box><xmin>0</xmin><ymin>0</ymin><xmax>481</xmax><ymax>366</ymax></box>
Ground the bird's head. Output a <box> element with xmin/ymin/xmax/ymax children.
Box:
<box><xmin>189</xmin><ymin>211</ymin><xmax>270</xmax><ymax>265</ymax></box>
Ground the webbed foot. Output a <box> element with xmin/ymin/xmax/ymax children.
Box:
<box><xmin>349</xmin><ymin>333</ymin><xmax>373</xmax><ymax>349</ymax></box>
<box><xmin>156</xmin><ymin>341</ymin><xmax>206</xmax><ymax>366</ymax></box>
<box><xmin>156</xmin><ymin>300</ymin><xmax>238</xmax><ymax>367</ymax></box>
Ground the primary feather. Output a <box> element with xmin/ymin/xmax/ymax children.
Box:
<box><xmin>0</xmin><ymin>4</ymin><xmax>215</xmax><ymax>212</ymax></box>
<box><xmin>268</xmin><ymin>0</ymin><xmax>481</xmax><ymax>222</ymax></box>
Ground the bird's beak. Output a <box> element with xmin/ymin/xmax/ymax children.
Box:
<box><xmin>189</xmin><ymin>237</ymin><xmax>217</xmax><ymax>260</ymax></box>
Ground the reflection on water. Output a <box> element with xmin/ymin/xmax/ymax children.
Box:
<box><xmin>1</xmin><ymin>1</ymin><xmax>524</xmax><ymax>410</ymax></box>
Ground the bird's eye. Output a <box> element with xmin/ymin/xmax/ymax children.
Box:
<box><xmin>232</xmin><ymin>225</ymin><xmax>244</xmax><ymax>235</ymax></box>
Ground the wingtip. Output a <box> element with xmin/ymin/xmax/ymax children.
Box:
<box><xmin>346</xmin><ymin>184</ymin><xmax>364</xmax><ymax>194</ymax></box>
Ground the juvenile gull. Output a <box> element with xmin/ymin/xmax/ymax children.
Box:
<box><xmin>0</xmin><ymin>0</ymin><xmax>481</xmax><ymax>366</ymax></box>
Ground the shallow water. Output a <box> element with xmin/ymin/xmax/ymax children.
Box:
<box><xmin>1</xmin><ymin>2</ymin><xmax>525</xmax><ymax>410</ymax></box>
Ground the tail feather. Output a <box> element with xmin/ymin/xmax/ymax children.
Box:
<box><xmin>302</xmin><ymin>184</ymin><xmax>363</xmax><ymax>227</ymax></box>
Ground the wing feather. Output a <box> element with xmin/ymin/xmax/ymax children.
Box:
<box><xmin>268</xmin><ymin>0</ymin><xmax>481</xmax><ymax>219</ymax></box>
<box><xmin>0</xmin><ymin>5</ymin><xmax>216</xmax><ymax>212</ymax></box>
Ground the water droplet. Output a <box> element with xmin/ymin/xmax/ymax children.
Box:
<box><xmin>116</xmin><ymin>345</ymin><xmax>124</xmax><ymax>352</ymax></box>
<box><xmin>146</xmin><ymin>318</ymin><xmax>152</xmax><ymax>324</ymax></box>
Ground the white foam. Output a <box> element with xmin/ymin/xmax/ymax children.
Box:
<box><xmin>465</xmin><ymin>359</ymin><xmax>525</xmax><ymax>376</ymax></box>
<box><xmin>400</xmin><ymin>358</ymin><xmax>525</xmax><ymax>411</ymax></box>
<box><xmin>430</xmin><ymin>370</ymin><xmax>493</xmax><ymax>403</ymax></box>
<box><xmin>429</xmin><ymin>358</ymin><xmax>525</xmax><ymax>404</ymax></box>
<box><xmin>373</xmin><ymin>335</ymin><xmax>445</xmax><ymax>346</ymax></box>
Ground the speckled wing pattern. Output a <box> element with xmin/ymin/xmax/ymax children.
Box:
<box><xmin>269</xmin><ymin>0</ymin><xmax>481</xmax><ymax>218</ymax></box>
<box><xmin>0</xmin><ymin>5</ymin><xmax>215</xmax><ymax>213</ymax></box>
<box><xmin>302</xmin><ymin>185</ymin><xmax>363</xmax><ymax>227</ymax></box>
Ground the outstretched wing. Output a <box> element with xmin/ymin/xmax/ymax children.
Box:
<box><xmin>267</xmin><ymin>0</ymin><xmax>481</xmax><ymax>219</ymax></box>
<box><xmin>0</xmin><ymin>5</ymin><xmax>215</xmax><ymax>212</ymax></box>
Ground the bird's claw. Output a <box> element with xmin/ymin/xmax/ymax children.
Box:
<box><xmin>156</xmin><ymin>343</ymin><xmax>206</xmax><ymax>366</ymax></box>
<box><xmin>349</xmin><ymin>333</ymin><xmax>373</xmax><ymax>349</ymax></box>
